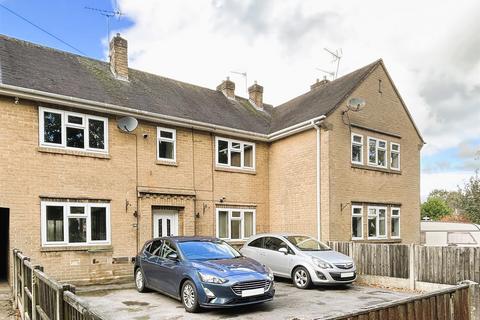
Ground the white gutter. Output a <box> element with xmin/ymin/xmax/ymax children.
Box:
<box><xmin>0</xmin><ymin>84</ymin><xmax>269</xmax><ymax>142</ymax></box>
<box><xmin>0</xmin><ymin>83</ymin><xmax>327</xmax><ymax>143</ymax></box>
<box><xmin>312</xmin><ymin>119</ymin><xmax>324</xmax><ymax>241</ymax></box>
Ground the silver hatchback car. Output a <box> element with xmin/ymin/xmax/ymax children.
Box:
<box><xmin>240</xmin><ymin>234</ymin><xmax>356</xmax><ymax>289</ymax></box>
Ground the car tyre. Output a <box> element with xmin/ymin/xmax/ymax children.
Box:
<box><xmin>135</xmin><ymin>268</ymin><xmax>147</xmax><ymax>293</ymax></box>
<box><xmin>181</xmin><ymin>280</ymin><xmax>201</xmax><ymax>313</ymax></box>
<box><xmin>293</xmin><ymin>266</ymin><xmax>312</xmax><ymax>289</ymax></box>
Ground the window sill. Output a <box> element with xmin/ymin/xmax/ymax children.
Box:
<box><xmin>355</xmin><ymin>238</ymin><xmax>402</xmax><ymax>243</ymax></box>
<box><xmin>155</xmin><ymin>160</ymin><xmax>178</xmax><ymax>167</ymax></box>
<box><xmin>215</xmin><ymin>166</ymin><xmax>256</xmax><ymax>175</ymax></box>
<box><xmin>40</xmin><ymin>245</ymin><xmax>113</xmax><ymax>253</ymax></box>
<box><xmin>351</xmin><ymin>163</ymin><xmax>401</xmax><ymax>175</ymax></box>
<box><xmin>37</xmin><ymin>146</ymin><xmax>110</xmax><ymax>159</ymax></box>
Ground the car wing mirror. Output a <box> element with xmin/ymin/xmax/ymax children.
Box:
<box><xmin>167</xmin><ymin>252</ymin><xmax>179</xmax><ymax>261</ymax></box>
<box><xmin>278</xmin><ymin>247</ymin><xmax>288</xmax><ymax>255</ymax></box>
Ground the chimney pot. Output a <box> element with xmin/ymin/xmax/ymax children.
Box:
<box><xmin>310</xmin><ymin>78</ymin><xmax>330</xmax><ymax>91</ymax></box>
<box><xmin>109</xmin><ymin>34</ymin><xmax>129</xmax><ymax>80</ymax></box>
<box><xmin>248</xmin><ymin>81</ymin><xmax>264</xmax><ymax>109</ymax></box>
<box><xmin>217</xmin><ymin>78</ymin><xmax>236</xmax><ymax>99</ymax></box>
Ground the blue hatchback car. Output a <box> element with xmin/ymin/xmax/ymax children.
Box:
<box><xmin>134</xmin><ymin>237</ymin><xmax>275</xmax><ymax>312</ymax></box>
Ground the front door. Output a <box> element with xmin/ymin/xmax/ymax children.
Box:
<box><xmin>153</xmin><ymin>208</ymin><xmax>179</xmax><ymax>238</ymax></box>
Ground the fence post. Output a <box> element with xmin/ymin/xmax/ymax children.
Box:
<box><xmin>408</xmin><ymin>244</ymin><xmax>416</xmax><ymax>290</ymax></box>
<box><xmin>460</xmin><ymin>280</ymin><xmax>480</xmax><ymax>320</ymax></box>
<box><xmin>12</xmin><ymin>249</ymin><xmax>17</xmax><ymax>307</ymax></box>
<box><xmin>31</xmin><ymin>265</ymin><xmax>43</xmax><ymax>320</ymax></box>
<box><xmin>20</xmin><ymin>255</ymin><xmax>30</xmax><ymax>319</ymax></box>
<box><xmin>56</xmin><ymin>283</ymin><xmax>69</xmax><ymax>320</ymax></box>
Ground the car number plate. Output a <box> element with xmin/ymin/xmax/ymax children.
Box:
<box><xmin>341</xmin><ymin>272</ymin><xmax>354</xmax><ymax>278</ymax></box>
<box><xmin>241</xmin><ymin>288</ymin><xmax>264</xmax><ymax>297</ymax></box>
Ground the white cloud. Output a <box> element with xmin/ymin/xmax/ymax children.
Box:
<box><xmin>114</xmin><ymin>0</ymin><xmax>480</xmax><ymax>170</ymax></box>
<box><xmin>421</xmin><ymin>171</ymin><xmax>472</xmax><ymax>201</ymax></box>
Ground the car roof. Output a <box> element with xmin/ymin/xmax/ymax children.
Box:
<box><xmin>148</xmin><ymin>236</ymin><xmax>220</xmax><ymax>243</ymax></box>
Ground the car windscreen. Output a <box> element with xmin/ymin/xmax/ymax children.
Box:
<box><xmin>178</xmin><ymin>241</ymin><xmax>242</xmax><ymax>261</ymax></box>
<box><xmin>286</xmin><ymin>236</ymin><xmax>331</xmax><ymax>251</ymax></box>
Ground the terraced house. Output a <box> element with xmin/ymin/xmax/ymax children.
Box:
<box><xmin>0</xmin><ymin>34</ymin><xmax>424</xmax><ymax>284</ymax></box>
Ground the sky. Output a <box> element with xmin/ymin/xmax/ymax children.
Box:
<box><xmin>1</xmin><ymin>0</ymin><xmax>480</xmax><ymax>200</ymax></box>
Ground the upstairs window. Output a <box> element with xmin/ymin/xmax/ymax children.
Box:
<box><xmin>391</xmin><ymin>207</ymin><xmax>400</xmax><ymax>238</ymax></box>
<box><xmin>215</xmin><ymin>137</ymin><xmax>255</xmax><ymax>170</ymax></box>
<box><xmin>390</xmin><ymin>143</ymin><xmax>401</xmax><ymax>170</ymax></box>
<box><xmin>157</xmin><ymin>127</ymin><xmax>176</xmax><ymax>162</ymax></box>
<box><xmin>368</xmin><ymin>137</ymin><xmax>387</xmax><ymax>168</ymax></box>
<box><xmin>39</xmin><ymin>107</ymin><xmax>108</xmax><ymax>153</ymax></box>
<box><xmin>41</xmin><ymin>201</ymin><xmax>110</xmax><ymax>246</ymax></box>
<box><xmin>351</xmin><ymin>134</ymin><xmax>363</xmax><ymax>165</ymax></box>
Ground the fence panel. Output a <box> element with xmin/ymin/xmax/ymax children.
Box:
<box><xmin>327</xmin><ymin>284</ymin><xmax>471</xmax><ymax>320</ymax></box>
<box><xmin>416</xmin><ymin>246</ymin><xmax>480</xmax><ymax>285</ymax></box>
<box><xmin>12</xmin><ymin>249</ymin><xmax>103</xmax><ymax>320</ymax></box>
<box><xmin>328</xmin><ymin>241</ymin><xmax>410</xmax><ymax>279</ymax></box>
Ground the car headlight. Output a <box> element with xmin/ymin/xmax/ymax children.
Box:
<box><xmin>198</xmin><ymin>272</ymin><xmax>228</xmax><ymax>284</ymax></box>
<box><xmin>265</xmin><ymin>266</ymin><xmax>274</xmax><ymax>281</ymax></box>
<box><xmin>312</xmin><ymin>257</ymin><xmax>333</xmax><ymax>269</ymax></box>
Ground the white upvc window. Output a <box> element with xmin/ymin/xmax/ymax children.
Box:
<box><xmin>351</xmin><ymin>133</ymin><xmax>363</xmax><ymax>165</ymax></box>
<box><xmin>390</xmin><ymin>143</ymin><xmax>401</xmax><ymax>170</ymax></box>
<box><xmin>351</xmin><ymin>205</ymin><xmax>363</xmax><ymax>240</ymax></box>
<box><xmin>41</xmin><ymin>201</ymin><xmax>111</xmax><ymax>247</ymax></box>
<box><xmin>216</xmin><ymin>208</ymin><xmax>256</xmax><ymax>240</ymax></box>
<box><xmin>157</xmin><ymin>127</ymin><xmax>176</xmax><ymax>162</ymax></box>
<box><xmin>368</xmin><ymin>137</ymin><xmax>387</xmax><ymax>168</ymax></box>
<box><xmin>215</xmin><ymin>137</ymin><xmax>255</xmax><ymax>170</ymax></box>
<box><xmin>367</xmin><ymin>206</ymin><xmax>387</xmax><ymax>239</ymax></box>
<box><xmin>39</xmin><ymin>107</ymin><xmax>108</xmax><ymax>153</ymax></box>
<box><xmin>391</xmin><ymin>207</ymin><xmax>401</xmax><ymax>238</ymax></box>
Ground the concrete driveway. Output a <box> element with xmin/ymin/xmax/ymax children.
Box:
<box><xmin>77</xmin><ymin>279</ymin><xmax>414</xmax><ymax>320</ymax></box>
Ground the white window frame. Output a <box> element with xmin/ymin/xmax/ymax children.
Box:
<box><xmin>39</xmin><ymin>107</ymin><xmax>109</xmax><ymax>153</ymax></box>
<box><xmin>390</xmin><ymin>142</ymin><xmax>401</xmax><ymax>170</ymax></box>
<box><xmin>367</xmin><ymin>206</ymin><xmax>387</xmax><ymax>239</ymax></box>
<box><xmin>351</xmin><ymin>133</ymin><xmax>364</xmax><ymax>165</ymax></box>
<box><xmin>367</xmin><ymin>137</ymin><xmax>387</xmax><ymax>168</ymax></box>
<box><xmin>41</xmin><ymin>201</ymin><xmax>111</xmax><ymax>247</ymax></box>
<box><xmin>215</xmin><ymin>208</ymin><xmax>256</xmax><ymax>240</ymax></box>
<box><xmin>156</xmin><ymin>127</ymin><xmax>176</xmax><ymax>162</ymax></box>
<box><xmin>391</xmin><ymin>207</ymin><xmax>401</xmax><ymax>238</ymax></box>
<box><xmin>215</xmin><ymin>137</ymin><xmax>256</xmax><ymax>170</ymax></box>
<box><xmin>351</xmin><ymin>205</ymin><xmax>364</xmax><ymax>240</ymax></box>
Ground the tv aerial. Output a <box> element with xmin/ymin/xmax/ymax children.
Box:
<box><xmin>316</xmin><ymin>68</ymin><xmax>335</xmax><ymax>80</ymax></box>
<box><xmin>230</xmin><ymin>71</ymin><xmax>248</xmax><ymax>95</ymax></box>
<box><xmin>85</xmin><ymin>6</ymin><xmax>123</xmax><ymax>43</ymax></box>
<box><xmin>117</xmin><ymin>116</ymin><xmax>138</xmax><ymax>133</ymax></box>
<box><xmin>324</xmin><ymin>48</ymin><xmax>342</xmax><ymax>79</ymax></box>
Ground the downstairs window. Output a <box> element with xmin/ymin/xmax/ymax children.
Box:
<box><xmin>41</xmin><ymin>201</ymin><xmax>110</xmax><ymax>246</ymax></box>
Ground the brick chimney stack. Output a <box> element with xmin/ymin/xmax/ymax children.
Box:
<box><xmin>248</xmin><ymin>81</ymin><xmax>264</xmax><ymax>109</ymax></box>
<box><xmin>109</xmin><ymin>33</ymin><xmax>128</xmax><ymax>81</ymax></box>
<box><xmin>310</xmin><ymin>77</ymin><xmax>330</xmax><ymax>91</ymax></box>
<box><xmin>217</xmin><ymin>77</ymin><xmax>236</xmax><ymax>99</ymax></box>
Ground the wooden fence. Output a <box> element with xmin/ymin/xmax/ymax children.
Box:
<box><xmin>327</xmin><ymin>283</ymin><xmax>473</xmax><ymax>320</ymax></box>
<box><xmin>328</xmin><ymin>242</ymin><xmax>480</xmax><ymax>285</ymax></box>
<box><xmin>12</xmin><ymin>249</ymin><xmax>102</xmax><ymax>320</ymax></box>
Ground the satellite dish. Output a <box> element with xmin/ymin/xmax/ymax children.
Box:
<box><xmin>347</xmin><ymin>97</ymin><xmax>366</xmax><ymax>112</ymax></box>
<box><xmin>117</xmin><ymin>116</ymin><xmax>138</xmax><ymax>133</ymax></box>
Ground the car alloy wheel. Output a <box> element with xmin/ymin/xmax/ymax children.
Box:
<box><xmin>182</xmin><ymin>280</ymin><xmax>200</xmax><ymax>313</ymax></box>
<box><xmin>293</xmin><ymin>267</ymin><xmax>311</xmax><ymax>289</ymax></box>
<box><xmin>135</xmin><ymin>269</ymin><xmax>147</xmax><ymax>293</ymax></box>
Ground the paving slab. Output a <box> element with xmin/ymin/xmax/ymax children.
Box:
<box><xmin>78</xmin><ymin>279</ymin><xmax>415</xmax><ymax>320</ymax></box>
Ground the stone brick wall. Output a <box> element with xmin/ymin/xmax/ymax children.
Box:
<box><xmin>325</xmin><ymin>64</ymin><xmax>422</xmax><ymax>243</ymax></box>
<box><xmin>0</xmin><ymin>96</ymin><xmax>269</xmax><ymax>284</ymax></box>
